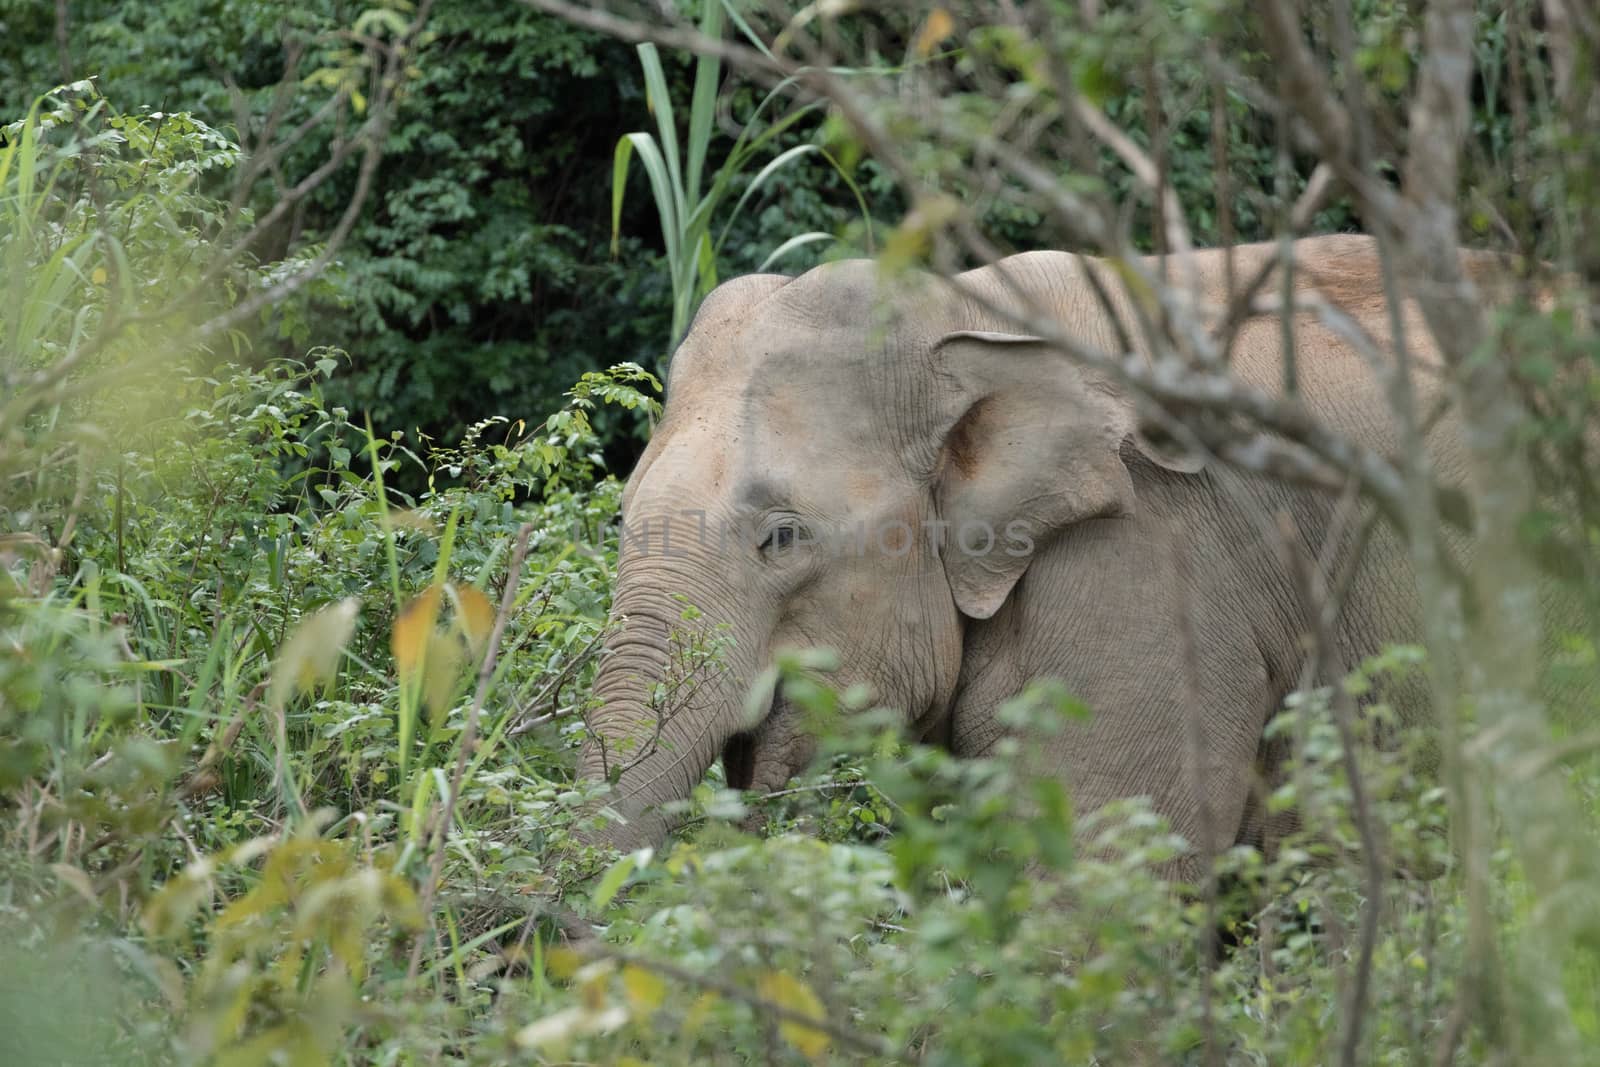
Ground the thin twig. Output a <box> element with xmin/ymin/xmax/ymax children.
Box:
<box><xmin>1170</xmin><ymin>533</ymin><xmax>1220</xmax><ymax>1067</ymax></box>
<box><xmin>408</xmin><ymin>522</ymin><xmax>535</xmax><ymax>980</ymax></box>
<box><xmin>571</xmin><ymin>943</ymin><xmax>901</xmax><ymax>1059</ymax></box>
<box><xmin>53</xmin><ymin>0</ymin><xmax>71</xmax><ymax>82</ymax></box>
<box><xmin>506</xmin><ymin>625</ymin><xmax>610</xmax><ymax>738</ymax></box>
<box><xmin>1212</xmin><ymin>163</ymin><xmax>1332</xmax><ymax>361</ymax></box>
<box><xmin>1278</xmin><ymin>511</ymin><xmax>1384</xmax><ymax>1067</ymax></box>
<box><xmin>1208</xmin><ymin>41</ymin><xmax>1235</xmax><ymax>307</ymax></box>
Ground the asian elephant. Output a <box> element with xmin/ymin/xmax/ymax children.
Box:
<box><xmin>576</xmin><ymin>233</ymin><xmax>1470</xmax><ymax>875</ymax></box>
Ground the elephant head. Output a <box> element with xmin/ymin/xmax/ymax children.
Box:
<box><xmin>577</xmin><ymin>254</ymin><xmax>1197</xmax><ymax>850</ymax></box>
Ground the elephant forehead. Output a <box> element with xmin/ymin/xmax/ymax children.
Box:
<box><xmin>664</xmin><ymin>336</ymin><xmax>914</xmax><ymax>450</ymax></box>
<box><xmin>622</xmin><ymin>445</ymin><xmax>868</xmax><ymax>552</ymax></box>
<box><xmin>672</xmin><ymin>274</ymin><xmax>943</xmax><ymax>397</ymax></box>
<box><xmin>647</xmin><ymin>412</ymin><xmax>739</xmax><ymax>487</ymax></box>
<box><xmin>677</xmin><ymin>323</ymin><xmax>907</xmax><ymax>388</ymax></box>
<box><xmin>777</xmin><ymin>257</ymin><xmax>947</xmax><ymax>328</ymax></box>
<box><xmin>643</xmin><ymin>389</ymin><xmax>902</xmax><ymax>514</ymax></box>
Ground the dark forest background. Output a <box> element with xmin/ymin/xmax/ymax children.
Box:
<box><xmin>0</xmin><ymin>0</ymin><xmax>1377</xmax><ymax>464</ymax></box>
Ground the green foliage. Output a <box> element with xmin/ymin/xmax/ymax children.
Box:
<box><xmin>0</xmin><ymin>123</ymin><xmax>1490</xmax><ymax>1051</ymax></box>
<box><xmin>2</xmin><ymin>346</ymin><xmax>641</xmax><ymax>1059</ymax></box>
<box><xmin>488</xmin><ymin>651</ymin><xmax>1471</xmax><ymax>1066</ymax></box>
<box><xmin>0</xmin><ymin>1</ymin><xmax>880</xmax><ymax>456</ymax></box>
<box><xmin>0</xmin><ymin>285</ymin><xmax>1585</xmax><ymax>1063</ymax></box>
<box><xmin>0</xmin><ymin>83</ymin><xmax>264</xmax><ymax>482</ymax></box>
<box><xmin>0</xmin><ymin>98</ymin><xmax>638</xmax><ymax>1049</ymax></box>
<box><xmin>612</xmin><ymin>0</ymin><xmax>870</xmax><ymax>347</ymax></box>
<box><xmin>142</xmin><ymin>828</ymin><xmax>423</xmax><ymax>1062</ymax></box>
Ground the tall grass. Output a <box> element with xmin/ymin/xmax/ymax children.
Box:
<box><xmin>611</xmin><ymin>0</ymin><xmax>871</xmax><ymax>348</ymax></box>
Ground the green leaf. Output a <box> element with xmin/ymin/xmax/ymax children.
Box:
<box><xmin>695</xmin><ymin>231</ymin><xmax>717</xmax><ymax>295</ymax></box>
<box><xmin>743</xmin><ymin>664</ymin><xmax>780</xmax><ymax>730</ymax></box>
<box><xmin>613</xmin><ymin>133</ymin><xmax>681</xmax><ymax>272</ymax></box>
<box><xmin>590</xmin><ymin>847</ymin><xmax>652</xmax><ymax>911</ymax></box>
<box><xmin>757</xmin><ymin>232</ymin><xmax>836</xmax><ymax>272</ymax></box>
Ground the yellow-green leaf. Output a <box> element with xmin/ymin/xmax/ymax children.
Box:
<box><xmin>379</xmin><ymin>872</ymin><xmax>424</xmax><ymax>929</ymax></box>
<box><xmin>880</xmin><ymin>194</ymin><xmax>960</xmax><ymax>273</ymax></box>
<box><xmin>912</xmin><ymin>7</ymin><xmax>956</xmax><ymax>57</ymax></box>
<box><xmin>757</xmin><ymin>970</ymin><xmax>830</xmax><ymax>1059</ymax></box>
<box><xmin>269</xmin><ymin>598</ymin><xmax>360</xmax><ymax>708</ymax></box>
<box><xmin>546</xmin><ymin>946</ymin><xmax>582</xmax><ymax>981</ymax></box>
<box><xmin>422</xmin><ymin>631</ymin><xmax>466</xmax><ymax>721</ymax></box>
<box><xmin>383</xmin><ymin>509</ymin><xmax>438</xmax><ymax>534</ymax></box>
<box><xmin>451</xmin><ymin>583</ymin><xmax>496</xmax><ymax>653</ymax></box>
<box><xmin>664</xmin><ymin>842</ymin><xmax>703</xmax><ymax>876</ymax></box>
<box><xmin>141</xmin><ymin>859</ymin><xmax>216</xmax><ymax>939</ymax></box>
<box><xmin>683</xmin><ymin>991</ymin><xmax>721</xmax><ymax>1035</ymax></box>
<box><xmin>621</xmin><ymin>964</ymin><xmax>667</xmax><ymax>1012</ymax></box>
<box><xmin>393</xmin><ymin>584</ymin><xmax>443</xmax><ymax>679</ymax></box>
<box><xmin>50</xmin><ymin>862</ymin><xmax>97</xmax><ymax>906</ymax></box>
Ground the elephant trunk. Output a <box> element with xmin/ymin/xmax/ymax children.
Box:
<box><xmin>576</xmin><ymin>558</ymin><xmax>763</xmax><ymax>852</ymax></box>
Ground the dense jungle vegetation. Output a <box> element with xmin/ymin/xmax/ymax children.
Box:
<box><xmin>3</xmin><ymin>0</ymin><xmax>1599</xmax><ymax>1063</ymax></box>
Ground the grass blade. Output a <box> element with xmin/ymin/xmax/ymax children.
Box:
<box><xmin>618</xmin><ymin>133</ymin><xmax>682</xmax><ymax>275</ymax></box>
<box><xmin>756</xmin><ymin>231</ymin><xmax>835</xmax><ymax>272</ymax></box>
<box><xmin>722</xmin><ymin>143</ymin><xmax>820</xmax><ymax>238</ymax></box>
<box><xmin>721</xmin><ymin>0</ymin><xmax>778</xmax><ymax>61</ymax></box>
<box><xmin>696</xmin><ymin>230</ymin><xmax>717</xmax><ymax>294</ymax></box>
<box><xmin>609</xmin><ymin>136</ymin><xmax>635</xmax><ymax>257</ymax></box>
<box><xmin>685</xmin><ymin>0</ymin><xmax>726</xmax><ymax>204</ymax></box>
<box><xmin>636</xmin><ymin>44</ymin><xmax>686</xmax><ymax>228</ymax></box>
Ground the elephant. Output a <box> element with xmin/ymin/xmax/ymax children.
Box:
<box><xmin>574</xmin><ymin>233</ymin><xmax>1479</xmax><ymax>875</ymax></box>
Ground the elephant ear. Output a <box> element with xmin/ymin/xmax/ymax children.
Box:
<box><xmin>930</xmin><ymin>330</ymin><xmax>1202</xmax><ymax>620</ymax></box>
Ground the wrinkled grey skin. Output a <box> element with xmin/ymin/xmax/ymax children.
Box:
<box><xmin>577</xmin><ymin>234</ymin><xmax>1463</xmax><ymax>874</ymax></box>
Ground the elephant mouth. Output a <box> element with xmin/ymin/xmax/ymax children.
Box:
<box><xmin>722</xmin><ymin>689</ymin><xmax>779</xmax><ymax>792</ymax></box>
<box><xmin>722</xmin><ymin>729</ymin><xmax>756</xmax><ymax>791</ymax></box>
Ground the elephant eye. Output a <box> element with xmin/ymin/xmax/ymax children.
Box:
<box><xmin>757</xmin><ymin>517</ymin><xmax>805</xmax><ymax>554</ymax></box>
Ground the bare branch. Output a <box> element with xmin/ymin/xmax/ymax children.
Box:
<box><xmin>507</xmin><ymin>625</ymin><xmax>610</xmax><ymax>739</ymax></box>
<box><xmin>519</xmin><ymin>0</ymin><xmax>781</xmax><ymax>80</ymax></box>
<box><xmin>1397</xmin><ymin>0</ymin><xmax>1484</xmax><ymax>360</ymax></box>
<box><xmin>1070</xmin><ymin>95</ymin><xmax>1196</xmax><ymax>268</ymax></box>
<box><xmin>1542</xmin><ymin>0</ymin><xmax>1577</xmax><ymax>104</ymax></box>
<box><xmin>192</xmin><ymin>0</ymin><xmax>439</xmax><ymax>342</ymax></box>
<box><xmin>1212</xmin><ymin>163</ymin><xmax>1332</xmax><ymax>360</ymax></box>
<box><xmin>53</xmin><ymin>0</ymin><xmax>71</xmax><ymax>82</ymax></box>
